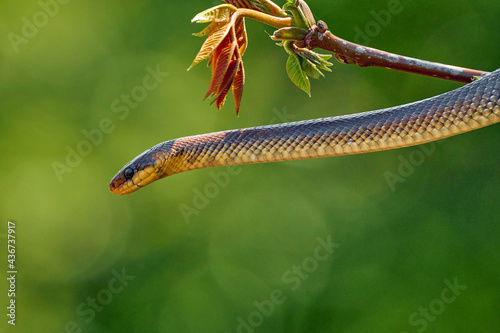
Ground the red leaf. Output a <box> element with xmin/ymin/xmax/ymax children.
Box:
<box><xmin>231</xmin><ymin>61</ymin><xmax>245</xmax><ymax>115</ymax></box>
<box><xmin>224</xmin><ymin>0</ymin><xmax>255</xmax><ymax>10</ymax></box>
<box><xmin>189</xmin><ymin>22</ymin><xmax>232</xmax><ymax>69</ymax></box>
<box><xmin>205</xmin><ymin>36</ymin><xmax>237</xmax><ymax>99</ymax></box>
<box><xmin>235</xmin><ymin>18</ymin><xmax>248</xmax><ymax>56</ymax></box>
<box><xmin>211</xmin><ymin>58</ymin><xmax>240</xmax><ymax>109</ymax></box>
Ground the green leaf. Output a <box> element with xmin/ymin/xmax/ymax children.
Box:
<box><xmin>283</xmin><ymin>0</ymin><xmax>314</xmax><ymax>29</ymax></box>
<box><xmin>286</xmin><ymin>54</ymin><xmax>310</xmax><ymax>96</ymax></box>
<box><xmin>300</xmin><ymin>57</ymin><xmax>323</xmax><ymax>80</ymax></box>
<box><xmin>294</xmin><ymin>47</ymin><xmax>333</xmax><ymax>71</ymax></box>
<box><xmin>271</xmin><ymin>27</ymin><xmax>308</xmax><ymax>41</ymax></box>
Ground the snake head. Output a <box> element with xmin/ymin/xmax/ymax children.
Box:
<box><xmin>109</xmin><ymin>147</ymin><xmax>164</xmax><ymax>195</ymax></box>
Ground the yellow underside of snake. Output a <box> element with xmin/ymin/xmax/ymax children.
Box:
<box><xmin>110</xmin><ymin>69</ymin><xmax>500</xmax><ymax>195</ymax></box>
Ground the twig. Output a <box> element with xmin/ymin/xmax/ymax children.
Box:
<box><xmin>309</xmin><ymin>29</ymin><xmax>489</xmax><ymax>83</ymax></box>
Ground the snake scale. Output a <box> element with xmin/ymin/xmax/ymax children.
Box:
<box><xmin>110</xmin><ymin>69</ymin><xmax>500</xmax><ymax>195</ymax></box>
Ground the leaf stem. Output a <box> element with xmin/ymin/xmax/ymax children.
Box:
<box><xmin>234</xmin><ymin>8</ymin><xmax>292</xmax><ymax>29</ymax></box>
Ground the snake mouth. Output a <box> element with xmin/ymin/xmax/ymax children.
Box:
<box><xmin>109</xmin><ymin>140</ymin><xmax>180</xmax><ymax>195</ymax></box>
<box><xmin>109</xmin><ymin>165</ymin><xmax>160</xmax><ymax>195</ymax></box>
<box><xmin>109</xmin><ymin>148</ymin><xmax>163</xmax><ymax>195</ymax></box>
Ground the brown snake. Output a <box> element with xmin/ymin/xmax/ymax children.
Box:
<box><xmin>110</xmin><ymin>69</ymin><xmax>500</xmax><ymax>195</ymax></box>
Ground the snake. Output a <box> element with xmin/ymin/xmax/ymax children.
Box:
<box><xmin>110</xmin><ymin>68</ymin><xmax>500</xmax><ymax>195</ymax></box>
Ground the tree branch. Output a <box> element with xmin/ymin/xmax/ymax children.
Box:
<box><xmin>308</xmin><ymin>29</ymin><xmax>488</xmax><ymax>83</ymax></box>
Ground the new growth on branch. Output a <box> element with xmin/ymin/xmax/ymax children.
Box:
<box><xmin>188</xmin><ymin>0</ymin><xmax>488</xmax><ymax>114</ymax></box>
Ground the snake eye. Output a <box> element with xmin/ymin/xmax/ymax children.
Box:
<box><xmin>123</xmin><ymin>167</ymin><xmax>134</xmax><ymax>180</ymax></box>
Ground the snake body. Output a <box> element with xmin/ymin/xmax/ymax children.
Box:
<box><xmin>110</xmin><ymin>69</ymin><xmax>500</xmax><ymax>195</ymax></box>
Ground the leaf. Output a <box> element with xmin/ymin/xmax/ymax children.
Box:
<box><xmin>300</xmin><ymin>57</ymin><xmax>323</xmax><ymax>80</ymax></box>
<box><xmin>224</xmin><ymin>0</ymin><xmax>256</xmax><ymax>10</ymax></box>
<box><xmin>215</xmin><ymin>91</ymin><xmax>228</xmax><ymax>110</ymax></box>
<box><xmin>191</xmin><ymin>4</ymin><xmax>237</xmax><ymax>23</ymax></box>
<box><xmin>190</xmin><ymin>3</ymin><xmax>251</xmax><ymax>112</ymax></box>
<box><xmin>294</xmin><ymin>47</ymin><xmax>333</xmax><ymax>71</ymax></box>
<box><xmin>223</xmin><ymin>0</ymin><xmax>284</xmax><ymax>15</ymax></box>
<box><xmin>189</xmin><ymin>22</ymin><xmax>232</xmax><ymax>70</ymax></box>
<box><xmin>205</xmin><ymin>37</ymin><xmax>237</xmax><ymax>99</ymax></box>
<box><xmin>193</xmin><ymin>21</ymin><xmax>223</xmax><ymax>37</ymax></box>
<box><xmin>235</xmin><ymin>18</ymin><xmax>248</xmax><ymax>56</ymax></box>
<box><xmin>286</xmin><ymin>54</ymin><xmax>310</xmax><ymax>96</ymax></box>
<box><xmin>212</xmin><ymin>58</ymin><xmax>240</xmax><ymax>105</ymax></box>
<box><xmin>223</xmin><ymin>0</ymin><xmax>252</xmax><ymax>10</ymax></box>
<box><xmin>248</xmin><ymin>0</ymin><xmax>271</xmax><ymax>13</ymax></box>
<box><xmin>271</xmin><ymin>27</ymin><xmax>308</xmax><ymax>41</ymax></box>
<box><xmin>231</xmin><ymin>61</ymin><xmax>245</xmax><ymax>114</ymax></box>
<box><xmin>319</xmin><ymin>54</ymin><xmax>333</xmax><ymax>61</ymax></box>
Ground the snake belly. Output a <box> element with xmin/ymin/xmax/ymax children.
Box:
<box><xmin>110</xmin><ymin>69</ymin><xmax>500</xmax><ymax>195</ymax></box>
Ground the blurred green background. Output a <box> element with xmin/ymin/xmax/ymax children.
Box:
<box><xmin>1</xmin><ymin>0</ymin><xmax>499</xmax><ymax>332</ymax></box>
